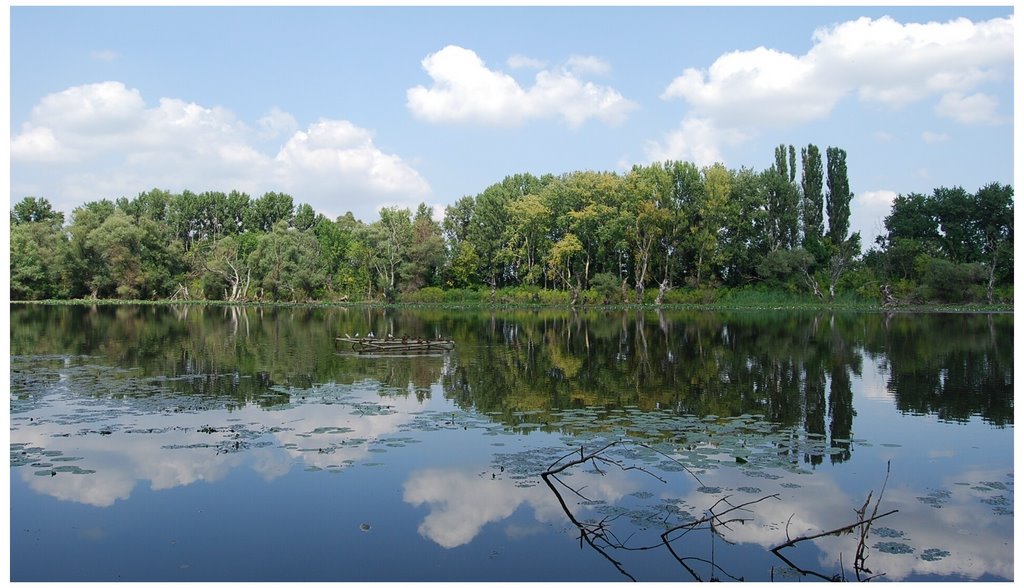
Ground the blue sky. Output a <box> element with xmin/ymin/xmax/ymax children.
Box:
<box><xmin>8</xmin><ymin>5</ymin><xmax>1015</xmax><ymax>248</ymax></box>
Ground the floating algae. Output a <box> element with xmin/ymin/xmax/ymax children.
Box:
<box><xmin>917</xmin><ymin>489</ymin><xmax>951</xmax><ymax>509</ymax></box>
<box><xmin>920</xmin><ymin>548</ymin><xmax>951</xmax><ymax>562</ymax></box>
<box><xmin>872</xmin><ymin>527</ymin><xmax>904</xmax><ymax>538</ymax></box>
<box><xmin>874</xmin><ymin>542</ymin><xmax>914</xmax><ymax>555</ymax></box>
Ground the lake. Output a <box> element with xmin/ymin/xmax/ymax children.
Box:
<box><xmin>9</xmin><ymin>304</ymin><xmax>1014</xmax><ymax>581</ymax></box>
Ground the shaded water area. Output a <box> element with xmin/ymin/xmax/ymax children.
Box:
<box><xmin>9</xmin><ymin>304</ymin><xmax>1013</xmax><ymax>581</ymax></box>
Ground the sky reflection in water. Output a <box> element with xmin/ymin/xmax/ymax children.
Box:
<box><xmin>9</xmin><ymin>305</ymin><xmax>1013</xmax><ymax>582</ymax></box>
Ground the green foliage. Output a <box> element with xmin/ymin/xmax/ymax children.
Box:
<box><xmin>11</xmin><ymin>196</ymin><xmax>64</xmax><ymax>226</ymax></box>
<box><xmin>248</xmin><ymin>221</ymin><xmax>324</xmax><ymax>302</ymax></box>
<box><xmin>872</xmin><ymin>182</ymin><xmax>1013</xmax><ymax>304</ymax></box>
<box><xmin>587</xmin><ymin>272</ymin><xmax>622</xmax><ymax>304</ymax></box>
<box><xmin>916</xmin><ymin>256</ymin><xmax>988</xmax><ymax>303</ymax></box>
<box><xmin>825</xmin><ymin>146</ymin><xmax>851</xmax><ymax>248</ymax></box>
<box><xmin>11</xmin><ymin>152</ymin><xmax>1011</xmax><ymax>308</ymax></box>
<box><xmin>10</xmin><ymin>221</ymin><xmax>70</xmax><ymax>299</ymax></box>
<box><xmin>800</xmin><ymin>144</ymin><xmax>824</xmax><ymax>243</ymax></box>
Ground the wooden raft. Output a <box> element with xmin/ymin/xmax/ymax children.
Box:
<box><xmin>336</xmin><ymin>337</ymin><xmax>455</xmax><ymax>354</ymax></box>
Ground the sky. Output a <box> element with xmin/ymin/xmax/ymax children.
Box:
<box><xmin>7</xmin><ymin>5</ymin><xmax>1016</xmax><ymax>249</ymax></box>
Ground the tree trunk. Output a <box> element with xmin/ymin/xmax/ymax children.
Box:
<box><xmin>986</xmin><ymin>262</ymin><xmax>996</xmax><ymax>304</ymax></box>
<box><xmin>654</xmin><ymin>279</ymin><xmax>670</xmax><ymax>305</ymax></box>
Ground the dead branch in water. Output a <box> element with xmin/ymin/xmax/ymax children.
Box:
<box><xmin>542</xmin><ymin>442</ymin><xmax>900</xmax><ymax>582</ymax></box>
<box><xmin>770</xmin><ymin>460</ymin><xmax>897</xmax><ymax>581</ymax></box>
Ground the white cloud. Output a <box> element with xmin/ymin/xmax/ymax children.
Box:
<box><xmin>507</xmin><ymin>54</ymin><xmax>546</xmax><ymax>70</ymax></box>
<box><xmin>275</xmin><ymin>119</ymin><xmax>431</xmax><ymax>214</ymax></box>
<box><xmin>10</xmin><ymin>126</ymin><xmax>73</xmax><ymax>162</ymax></box>
<box><xmin>660</xmin><ymin>15</ymin><xmax>1012</xmax><ymax>131</ymax></box>
<box><xmin>662</xmin><ymin>46</ymin><xmax>833</xmax><ymax>128</ymax></box>
<box><xmin>644</xmin><ymin>117</ymin><xmax>748</xmax><ymax>167</ymax></box>
<box><xmin>922</xmin><ymin>130</ymin><xmax>950</xmax><ymax>144</ymax></box>
<box><xmin>10</xmin><ymin>81</ymin><xmax>432</xmax><ymax>221</ymax></box>
<box><xmin>566</xmin><ymin>54</ymin><xmax>610</xmax><ymax>76</ymax></box>
<box><xmin>934</xmin><ymin>91</ymin><xmax>1003</xmax><ymax>125</ymax></box>
<box><xmin>403</xmin><ymin>466</ymin><xmax>636</xmax><ymax>549</ymax></box>
<box><xmin>258</xmin><ymin>106</ymin><xmax>299</xmax><ymax>139</ymax></box>
<box><xmin>646</xmin><ymin>14</ymin><xmax>1011</xmax><ymax>174</ymax></box>
<box><xmin>29</xmin><ymin>81</ymin><xmax>146</xmax><ymax>140</ymax></box>
<box><xmin>407</xmin><ymin>45</ymin><xmax>637</xmax><ymax>128</ymax></box>
<box><xmin>852</xmin><ymin>189</ymin><xmax>899</xmax><ymax>246</ymax></box>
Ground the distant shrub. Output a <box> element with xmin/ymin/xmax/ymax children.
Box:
<box><xmin>588</xmin><ymin>273</ymin><xmax>622</xmax><ymax>304</ymax></box>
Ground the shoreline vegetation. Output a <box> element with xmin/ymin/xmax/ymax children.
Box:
<box><xmin>11</xmin><ymin>145</ymin><xmax>1013</xmax><ymax>308</ymax></box>
<box><xmin>10</xmin><ymin>295</ymin><xmax>1012</xmax><ymax>314</ymax></box>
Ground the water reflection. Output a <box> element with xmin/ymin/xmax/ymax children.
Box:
<box><xmin>9</xmin><ymin>304</ymin><xmax>1013</xmax><ymax>582</ymax></box>
<box><xmin>11</xmin><ymin>378</ymin><xmax>430</xmax><ymax>507</ymax></box>
<box><xmin>402</xmin><ymin>468</ymin><xmax>571</xmax><ymax>548</ymax></box>
<box><xmin>11</xmin><ymin>305</ymin><xmax>1012</xmax><ymax>429</ymax></box>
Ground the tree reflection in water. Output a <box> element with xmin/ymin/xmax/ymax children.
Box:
<box><xmin>11</xmin><ymin>305</ymin><xmax>1012</xmax><ymax>437</ymax></box>
<box><xmin>8</xmin><ymin>304</ymin><xmax>1013</xmax><ymax>582</ymax></box>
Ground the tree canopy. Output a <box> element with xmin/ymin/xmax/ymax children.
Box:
<box><xmin>9</xmin><ymin>147</ymin><xmax>1013</xmax><ymax>305</ymax></box>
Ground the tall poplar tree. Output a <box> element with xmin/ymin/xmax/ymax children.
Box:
<box><xmin>826</xmin><ymin>147</ymin><xmax>852</xmax><ymax>248</ymax></box>
<box><xmin>822</xmin><ymin>146</ymin><xmax>859</xmax><ymax>301</ymax></box>
<box><xmin>800</xmin><ymin>144</ymin><xmax>824</xmax><ymax>245</ymax></box>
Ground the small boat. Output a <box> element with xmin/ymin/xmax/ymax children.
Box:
<box><xmin>336</xmin><ymin>336</ymin><xmax>455</xmax><ymax>354</ymax></box>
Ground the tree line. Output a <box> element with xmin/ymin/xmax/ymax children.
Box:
<box><xmin>9</xmin><ymin>144</ymin><xmax>1013</xmax><ymax>305</ymax></box>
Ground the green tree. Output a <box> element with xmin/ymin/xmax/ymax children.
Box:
<box><xmin>11</xmin><ymin>196</ymin><xmax>64</xmax><ymax>226</ymax></box>
<box><xmin>507</xmin><ymin>194</ymin><xmax>551</xmax><ymax>285</ymax></box>
<box><xmin>10</xmin><ymin>219</ymin><xmax>69</xmax><ymax>299</ymax></box>
<box><xmin>764</xmin><ymin>144</ymin><xmax>800</xmax><ymax>251</ymax></box>
<box><xmin>82</xmin><ymin>210</ymin><xmax>162</xmax><ymax>299</ymax></box>
<box><xmin>10</xmin><ymin>196</ymin><xmax>69</xmax><ymax>299</ymax></box>
<box><xmin>931</xmin><ymin>186</ymin><xmax>980</xmax><ymax>263</ymax></box>
<box><xmin>447</xmin><ymin>241</ymin><xmax>481</xmax><ymax>289</ymax></box>
<box><xmin>825</xmin><ymin>147</ymin><xmax>852</xmax><ymax>249</ymax></box>
<box><xmin>821</xmin><ymin>146</ymin><xmax>859</xmax><ymax>301</ymax></box>
<box><xmin>623</xmin><ymin>164</ymin><xmax>676</xmax><ymax>302</ymax></box>
<box><xmin>245</xmin><ymin>191</ymin><xmax>295</xmax><ymax>233</ymax></box>
<box><xmin>370</xmin><ymin>207</ymin><xmax>413</xmax><ymax>300</ymax></box>
<box><xmin>468</xmin><ymin>173</ymin><xmax>549</xmax><ymax>288</ymax></box>
<box><xmin>197</xmin><ymin>235</ymin><xmax>253</xmax><ymax>301</ymax></box>
<box><xmin>546</xmin><ymin>233</ymin><xmax>584</xmax><ymax>303</ymax></box>
<box><xmin>684</xmin><ymin>163</ymin><xmax>734</xmax><ymax>288</ymax></box>
<box><xmin>800</xmin><ymin>144</ymin><xmax>824</xmax><ymax>245</ymax></box>
<box><xmin>66</xmin><ymin>200</ymin><xmax>117</xmax><ymax>298</ymax></box>
<box><xmin>972</xmin><ymin>182</ymin><xmax>1013</xmax><ymax>303</ymax></box>
<box><xmin>404</xmin><ymin>203</ymin><xmax>446</xmax><ymax>290</ymax></box>
<box><xmin>291</xmin><ymin>202</ymin><xmax>318</xmax><ymax>231</ymax></box>
<box><xmin>313</xmin><ymin>215</ymin><xmax>356</xmax><ymax>298</ymax></box>
<box><xmin>248</xmin><ymin>220</ymin><xmax>324</xmax><ymax>301</ymax></box>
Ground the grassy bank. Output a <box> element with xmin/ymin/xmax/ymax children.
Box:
<box><xmin>10</xmin><ymin>287</ymin><xmax>1014</xmax><ymax>314</ymax></box>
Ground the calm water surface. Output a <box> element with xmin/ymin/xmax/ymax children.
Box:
<box><xmin>9</xmin><ymin>305</ymin><xmax>1013</xmax><ymax>581</ymax></box>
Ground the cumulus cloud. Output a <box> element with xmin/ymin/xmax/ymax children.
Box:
<box><xmin>662</xmin><ymin>15</ymin><xmax>1012</xmax><ymax>130</ymax></box>
<box><xmin>934</xmin><ymin>91</ymin><xmax>1003</xmax><ymax>125</ymax></box>
<box><xmin>258</xmin><ymin>106</ymin><xmax>299</xmax><ymax>139</ymax></box>
<box><xmin>644</xmin><ymin>117</ymin><xmax>748</xmax><ymax>167</ymax></box>
<box><xmin>662</xmin><ymin>46</ymin><xmax>832</xmax><ymax>128</ymax></box>
<box><xmin>653</xmin><ymin>15</ymin><xmax>1012</xmax><ymax>165</ymax></box>
<box><xmin>852</xmin><ymin>189</ymin><xmax>899</xmax><ymax>246</ymax></box>
<box><xmin>275</xmin><ymin>119</ymin><xmax>431</xmax><ymax>211</ymax></box>
<box><xmin>407</xmin><ymin>45</ymin><xmax>637</xmax><ymax>128</ymax></box>
<box><xmin>10</xmin><ymin>81</ymin><xmax>431</xmax><ymax>221</ymax></box>
<box><xmin>566</xmin><ymin>54</ymin><xmax>611</xmax><ymax>76</ymax></box>
<box><xmin>507</xmin><ymin>54</ymin><xmax>546</xmax><ymax>70</ymax></box>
